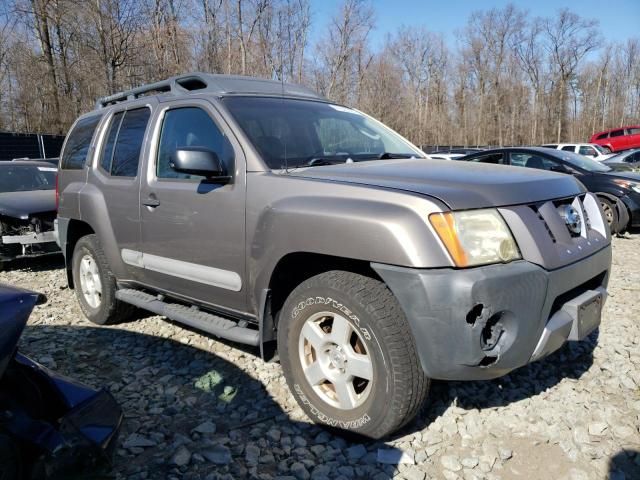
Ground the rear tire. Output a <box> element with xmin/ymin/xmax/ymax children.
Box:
<box><xmin>277</xmin><ymin>271</ymin><xmax>429</xmax><ymax>439</ymax></box>
<box><xmin>71</xmin><ymin>234</ymin><xmax>132</xmax><ymax>325</ymax></box>
<box><xmin>598</xmin><ymin>197</ymin><xmax>619</xmax><ymax>234</ymax></box>
<box><xmin>0</xmin><ymin>434</ymin><xmax>22</xmax><ymax>480</ymax></box>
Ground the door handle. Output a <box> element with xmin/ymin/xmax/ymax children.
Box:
<box><xmin>143</xmin><ymin>197</ymin><xmax>160</xmax><ymax>207</ymax></box>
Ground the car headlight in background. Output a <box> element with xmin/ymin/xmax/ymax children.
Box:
<box><xmin>612</xmin><ymin>178</ymin><xmax>640</xmax><ymax>194</ymax></box>
<box><xmin>429</xmin><ymin>209</ymin><xmax>521</xmax><ymax>267</ymax></box>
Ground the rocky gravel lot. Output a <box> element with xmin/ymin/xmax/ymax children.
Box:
<box><xmin>2</xmin><ymin>235</ymin><xmax>639</xmax><ymax>480</ymax></box>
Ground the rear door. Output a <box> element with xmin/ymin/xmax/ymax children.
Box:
<box><xmin>91</xmin><ymin>103</ymin><xmax>153</xmax><ymax>280</ymax></box>
<box><xmin>137</xmin><ymin>100</ymin><xmax>247</xmax><ymax>313</ymax></box>
<box><xmin>609</xmin><ymin>129</ymin><xmax>626</xmax><ymax>151</ymax></box>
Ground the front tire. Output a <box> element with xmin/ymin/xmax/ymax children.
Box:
<box><xmin>277</xmin><ymin>271</ymin><xmax>429</xmax><ymax>439</ymax></box>
<box><xmin>71</xmin><ymin>234</ymin><xmax>132</xmax><ymax>325</ymax></box>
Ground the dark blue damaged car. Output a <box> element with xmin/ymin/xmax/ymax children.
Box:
<box><xmin>0</xmin><ymin>284</ymin><xmax>122</xmax><ymax>479</ymax></box>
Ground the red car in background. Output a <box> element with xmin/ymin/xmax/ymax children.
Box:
<box><xmin>590</xmin><ymin>125</ymin><xmax>640</xmax><ymax>153</ymax></box>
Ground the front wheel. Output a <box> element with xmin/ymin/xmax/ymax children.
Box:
<box><xmin>277</xmin><ymin>271</ymin><xmax>429</xmax><ymax>439</ymax></box>
<box><xmin>598</xmin><ymin>197</ymin><xmax>619</xmax><ymax>234</ymax></box>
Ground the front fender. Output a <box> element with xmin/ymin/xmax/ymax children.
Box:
<box><xmin>247</xmin><ymin>183</ymin><xmax>452</xmax><ymax>312</ymax></box>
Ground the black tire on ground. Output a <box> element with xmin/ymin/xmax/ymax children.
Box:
<box><xmin>600</xmin><ymin>146</ymin><xmax>612</xmax><ymax>154</ymax></box>
<box><xmin>71</xmin><ymin>234</ymin><xmax>133</xmax><ymax>325</ymax></box>
<box><xmin>598</xmin><ymin>196</ymin><xmax>619</xmax><ymax>234</ymax></box>
<box><xmin>0</xmin><ymin>434</ymin><xmax>22</xmax><ymax>480</ymax></box>
<box><xmin>277</xmin><ymin>270</ymin><xmax>430</xmax><ymax>439</ymax></box>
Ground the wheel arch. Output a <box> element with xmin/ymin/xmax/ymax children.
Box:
<box><xmin>595</xmin><ymin>192</ymin><xmax>629</xmax><ymax>234</ymax></box>
<box><xmin>64</xmin><ymin>220</ymin><xmax>95</xmax><ymax>289</ymax></box>
<box><xmin>258</xmin><ymin>251</ymin><xmax>381</xmax><ymax>361</ymax></box>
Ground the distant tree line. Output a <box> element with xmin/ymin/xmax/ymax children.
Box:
<box><xmin>0</xmin><ymin>0</ymin><xmax>638</xmax><ymax>146</ymax></box>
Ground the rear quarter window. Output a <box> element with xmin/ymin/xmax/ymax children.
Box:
<box><xmin>60</xmin><ymin>115</ymin><xmax>102</xmax><ymax>169</ymax></box>
<box><xmin>596</xmin><ymin>133</ymin><xmax>608</xmax><ymax>140</ymax></box>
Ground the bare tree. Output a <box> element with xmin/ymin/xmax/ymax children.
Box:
<box><xmin>542</xmin><ymin>9</ymin><xmax>600</xmax><ymax>142</ymax></box>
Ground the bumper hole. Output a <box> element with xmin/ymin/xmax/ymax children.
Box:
<box><xmin>478</xmin><ymin>355</ymin><xmax>498</xmax><ymax>367</ymax></box>
<box><xmin>466</xmin><ymin>303</ymin><xmax>484</xmax><ymax>325</ymax></box>
<box><xmin>481</xmin><ymin>312</ymin><xmax>505</xmax><ymax>350</ymax></box>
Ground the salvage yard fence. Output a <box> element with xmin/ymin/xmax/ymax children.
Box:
<box><xmin>0</xmin><ymin>131</ymin><xmax>65</xmax><ymax>161</ymax></box>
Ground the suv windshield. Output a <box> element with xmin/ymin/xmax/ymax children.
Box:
<box><xmin>223</xmin><ymin>97</ymin><xmax>424</xmax><ymax>169</ymax></box>
<box><xmin>559</xmin><ymin>151</ymin><xmax>611</xmax><ymax>172</ymax></box>
<box><xmin>0</xmin><ymin>165</ymin><xmax>57</xmax><ymax>193</ymax></box>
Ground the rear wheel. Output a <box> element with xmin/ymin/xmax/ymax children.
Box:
<box><xmin>277</xmin><ymin>271</ymin><xmax>429</xmax><ymax>439</ymax></box>
<box><xmin>600</xmin><ymin>146</ymin><xmax>612</xmax><ymax>154</ymax></box>
<box><xmin>0</xmin><ymin>434</ymin><xmax>22</xmax><ymax>480</ymax></box>
<box><xmin>598</xmin><ymin>197</ymin><xmax>619</xmax><ymax>233</ymax></box>
<box><xmin>72</xmin><ymin>234</ymin><xmax>133</xmax><ymax>325</ymax></box>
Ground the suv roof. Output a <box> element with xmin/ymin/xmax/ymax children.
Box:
<box><xmin>96</xmin><ymin>72</ymin><xmax>324</xmax><ymax>109</ymax></box>
<box><xmin>593</xmin><ymin>125</ymin><xmax>640</xmax><ymax>135</ymax></box>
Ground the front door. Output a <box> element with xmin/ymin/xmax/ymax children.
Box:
<box><xmin>137</xmin><ymin>101</ymin><xmax>247</xmax><ymax>313</ymax></box>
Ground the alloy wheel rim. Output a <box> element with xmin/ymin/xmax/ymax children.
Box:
<box><xmin>298</xmin><ymin>311</ymin><xmax>373</xmax><ymax>410</ymax></box>
<box><xmin>79</xmin><ymin>254</ymin><xmax>102</xmax><ymax>308</ymax></box>
<box><xmin>601</xmin><ymin>202</ymin><xmax>613</xmax><ymax>225</ymax></box>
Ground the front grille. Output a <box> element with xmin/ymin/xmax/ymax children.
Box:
<box><xmin>528</xmin><ymin>193</ymin><xmax>607</xmax><ymax>242</ymax></box>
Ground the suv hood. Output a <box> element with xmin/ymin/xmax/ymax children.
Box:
<box><xmin>0</xmin><ymin>190</ymin><xmax>56</xmax><ymax>218</ymax></box>
<box><xmin>288</xmin><ymin>159</ymin><xmax>584</xmax><ymax>210</ymax></box>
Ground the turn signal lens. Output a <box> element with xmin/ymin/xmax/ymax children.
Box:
<box><xmin>429</xmin><ymin>212</ymin><xmax>468</xmax><ymax>267</ymax></box>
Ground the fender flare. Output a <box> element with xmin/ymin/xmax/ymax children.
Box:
<box><xmin>595</xmin><ymin>192</ymin><xmax>628</xmax><ymax>234</ymax></box>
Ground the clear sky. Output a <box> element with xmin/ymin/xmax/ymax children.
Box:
<box><xmin>310</xmin><ymin>0</ymin><xmax>640</xmax><ymax>48</ymax></box>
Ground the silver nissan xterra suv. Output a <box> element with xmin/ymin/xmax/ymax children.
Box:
<box><xmin>56</xmin><ymin>73</ymin><xmax>612</xmax><ymax>439</ymax></box>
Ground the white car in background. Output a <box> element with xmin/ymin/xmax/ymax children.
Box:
<box><xmin>541</xmin><ymin>143</ymin><xmax>614</xmax><ymax>161</ymax></box>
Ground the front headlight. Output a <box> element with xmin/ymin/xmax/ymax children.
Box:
<box><xmin>612</xmin><ymin>178</ymin><xmax>640</xmax><ymax>194</ymax></box>
<box><xmin>429</xmin><ymin>209</ymin><xmax>521</xmax><ymax>267</ymax></box>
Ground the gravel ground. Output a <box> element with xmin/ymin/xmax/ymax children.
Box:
<box><xmin>2</xmin><ymin>235</ymin><xmax>639</xmax><ymax>480</ymax></box>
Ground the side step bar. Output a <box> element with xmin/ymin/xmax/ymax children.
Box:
<box><xmin>115</xmin><ymin>289</ymin><xmax>260</xmax><ymax>346</ymax></box>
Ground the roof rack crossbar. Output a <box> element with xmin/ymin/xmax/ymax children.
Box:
<box><xmin>95</xmin><ymin>74</ymin><xmax>209</xmax><ymax>109</ymax></box>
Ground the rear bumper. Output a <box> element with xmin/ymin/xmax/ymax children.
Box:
<box><xmin>372</xmin><ymin>245</ymin><xmax>611</xmax><ymax>381</ymax></box>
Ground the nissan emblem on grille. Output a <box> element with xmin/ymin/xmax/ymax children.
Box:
<box><xmin>558</xmin><ymin>204</ymin><xmax>581</xmax><ymax>235</ymax></box>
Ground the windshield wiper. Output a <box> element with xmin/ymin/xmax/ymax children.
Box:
<box><xmin>305</xmin><ymin>157</ymin><xmax>346</xmax><ymax>167</ymax></box>
<box><xmin>381</xmin><ymin>152</ymin><xmax>416</xmax><ymax>159</ymax></box>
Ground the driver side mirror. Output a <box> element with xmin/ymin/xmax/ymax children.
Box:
<box><xmin>171</xmin><ymin>147</ymin><xmax>229</xmax><ymax>180</ymax></box>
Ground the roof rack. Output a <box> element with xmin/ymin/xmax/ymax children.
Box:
<box><xmin>95</xmin><ymin>73</ymin><xmax>205</xmax><ymax>108</ymax></box>
<box><xmin>95</xmin><ymin>72</ymin><xmax>323</xmax><ymax>109</ymax></box>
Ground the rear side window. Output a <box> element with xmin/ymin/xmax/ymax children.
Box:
<box><xmin>99</xmin><ymin>108</ymin><xmax>150</xmax><ymax>177</ymax></box>
<box><xmin>610</xmin><ymin>129</ymin><xmax>624</xmax><ymax>137</ymax></box>
<box><xmin>100</xmin><ymin>111</ymin><xmax>124</xmax><ymax>172</ymax></box>
<box><xmin>561</xmin><ymin>145</ymin><xmax>574</xmax><ymax>152</ymax></box>
<box><xmin>156</xmin><ymin>107</ymin><xmax>234</xmax><ymax>180</ymax></box>
<box><xmin>596</xmin><ymin>133</ymin><xmax>608</xmax><ymax>140</ymax></box>
<box><xmin>627</xmin><ymin>128</ymin><xmax>640</xmax><ymax>135</ymax></box>
<box><xmin>61</xmin><ymin>115</ymin><xmax>101</xmax><ymax>169</ymax></box>
<box><xmin>468</xmin><ymin>153</ymin><xmax>504</xmax><ymax>164</ymax></box>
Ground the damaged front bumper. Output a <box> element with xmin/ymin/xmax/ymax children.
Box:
<box><xmin>0</xmin><ymin>216</ymin><xmax>60</xmax><ymax>261</ymax></box>
<box><xmin>2</xmin><ymin>230</ymin><xmax>57</xmax><ymax>245</ymax></box>
<box><xmin>372</xmin><ymin>245</ymin><xmax>611</xmax><ymax>381</ymax></box>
